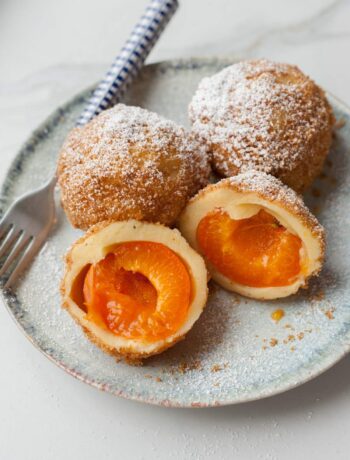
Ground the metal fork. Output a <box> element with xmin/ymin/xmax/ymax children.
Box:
<box><xmin>0</xmin><ymin>0</ymin><xmax>178</xmax><ymax>290</ymax></box>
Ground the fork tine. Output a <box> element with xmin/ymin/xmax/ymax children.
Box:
<box><xmin>4</xmin><ymin>238</ymin><xmax>42</xmax><ymax>289</ymax></box>
<box><xmin>0</xmin><ymin>226</ymin><xmax>21</xmax><ymax>260</ymax></box>
<box><xmin>0</xmin><ymin>222</ymin><xmax>11</xmax><ymax>241</ymax></box>
<box><xmin>0</xmin><ymin>233</ymin><xmax>32</xmax><ymax>277</ymax></box>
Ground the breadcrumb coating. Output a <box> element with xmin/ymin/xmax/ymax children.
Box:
<box><xmin>58</xmin><ymin>104</ymin><xmax>210</xmax><ymax>229</ymax></box>
<box><xmin>189</xmin><ymin>60</ymin><xmax>334</xmax><ymax>192</ymax></box>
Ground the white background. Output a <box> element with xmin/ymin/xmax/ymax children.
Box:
<box><xmin>1</xmin><ymin>1</ymin><xmax>350</xmax><ymax>459</ymax></box>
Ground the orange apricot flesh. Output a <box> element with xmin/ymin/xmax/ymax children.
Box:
<box><xmin>196</xmin><ymin>209</ymin><xmax>303</xmax><ymax>288</ymax></box>
<box><xmin>83</xmin><ymin>242</ymin><xmax>191</xmax><ymax>342</ymax></box>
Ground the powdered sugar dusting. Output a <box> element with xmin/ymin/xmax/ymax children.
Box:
<box><xmin>2</xmin><ymin>58</ymin><xmax>350</xmax><ymax>407</ymax></box>
<box><xmin>58</xmin><ymin>104</ymin><xmax>210</xmax><ymax>229</ymax></box>
<box><xmin>189</xmin><ymin>60</ymin><xmax>333</xmax><ymax>189</ymax></box>
<box><xmin>226</xmin><ymin>171</ymin><xmax>325</xmax><ymax>238</ymax></box>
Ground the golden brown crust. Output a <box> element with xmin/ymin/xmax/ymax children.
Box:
<box><xmin>63</xmin><ymin>304</ymin><xmax>186</xmax><ymax>361</ymax></box>
<box><xmin>61</xmin><ymin>219</ymin><xmax>208</xmax><ymax>361</ymax></box>
<box><xmin>191</xmin><ymin>172</ymin><xmax>325</xmax><ymax>253</ymax></box>
<box><xmin>81</xmin><ymin>325</ymin><xmax>185</xmax><ymax>362</ymax></box>
<box><xmin>57</xmin><ymin>104</ymin><xmax>210</xmax><ymax>230</ymax></box>
<box><xmin>189</xmin><ymin>60</ymin><xmax>334</xmax><ymax>192</ymax></box>
<box><xmin>178</xmin><ymin>171</ymin><xmax>325</xmax><ymax>299</ymax></box>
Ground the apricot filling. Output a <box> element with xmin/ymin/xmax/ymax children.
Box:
<box><xmin>196</xmin><ymin>209</ymin><xmax>303</xmax><ymax>288</ymax></box>
<box><xmin>83</xmin><ymin>241</ymin><xmax>191</xmax><ymax>342</ymax></box>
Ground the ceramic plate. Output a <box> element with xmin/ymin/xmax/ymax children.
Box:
<box><xmin>1</xmin><ymin>58</ymin><xmax>350</xmax><ymax>408</ymax></box>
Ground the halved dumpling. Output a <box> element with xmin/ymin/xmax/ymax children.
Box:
<box><xmin>61</xmin><ymin>220</ymin><xmax>208</xmax><ymax>360</ymax></box>
<box><xmin>178</xmin><ymin>171</ymin><xmax>325</xmax><ymax>300</ymax></box>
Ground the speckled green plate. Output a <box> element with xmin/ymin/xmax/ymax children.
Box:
<box><xmin>1</xmin><ymin>58</ymin><xmax>350</xmax><ymax>407</ymax></box>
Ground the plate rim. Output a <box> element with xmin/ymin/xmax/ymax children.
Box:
<box><xmin>1</xmin><ymin>56</ymin><xmax>350</xmax><ymax>408</ymax></box>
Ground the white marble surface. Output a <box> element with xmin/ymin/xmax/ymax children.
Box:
<box><xmin>1</xmin><ymin>0</ymin><xmax>350</xmax><ymax>459</ymax></box>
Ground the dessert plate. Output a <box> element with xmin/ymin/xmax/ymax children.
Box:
<box><xmin>1</xmin><ymin>58</ymin><xmax>350</xmax><ymax>407</ymax></box>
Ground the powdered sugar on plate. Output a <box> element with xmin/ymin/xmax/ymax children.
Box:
<box><xmin>1</xmin><ymin>59</ymin><xmax>349</xmax><ymax>407</ymax></box>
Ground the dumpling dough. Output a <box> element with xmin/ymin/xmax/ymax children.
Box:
<box><xmin>61</xmin><ymin>220</ymin><xmax>208</xmax><ymax>360</ymax></box>
<box><xmin>178</xmin><ymin>171</ymin><xmax>325</xmax><ymax>300</ymax></box>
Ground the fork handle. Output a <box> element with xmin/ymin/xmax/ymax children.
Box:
<box><xmin>75</xmin><ymin>0</ymin><xmax>178</xmax><ymax>127</ymax></box>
